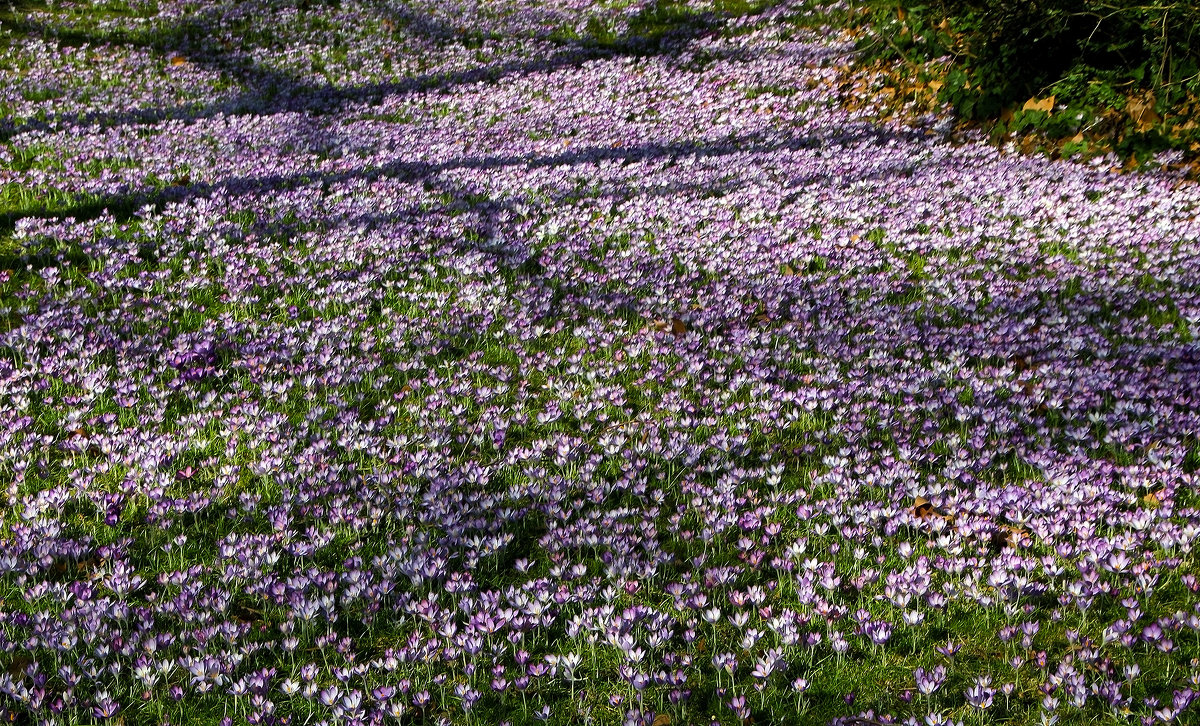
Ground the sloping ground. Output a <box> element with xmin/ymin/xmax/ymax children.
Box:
<box><xmin>1</xmin><ymin>1</ymin><xmax>1199</xmax><ymax>725</ymax></box>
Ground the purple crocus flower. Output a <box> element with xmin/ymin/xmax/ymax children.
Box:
<box><xmin>965</xmin><ymin>676</ymin><xmax>996</xmax><ymax>709</ymax></box>
<box><xmin>915</xmin><ymin>665</ymin><xmax>946</xmax><ymax>695</ymax></box>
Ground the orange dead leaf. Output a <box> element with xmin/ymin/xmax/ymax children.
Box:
<box><xmin>1126</xmin><ymin>92</ymin><xmax>1159</xmax><ymax>132</ymax></box>
<box><xmin>671</xmin><ymin>317</ymin><xmax>687</xmax><ymax>336</ymax></box>
<box><xmin>927</xmin><ymin>80</ymin><xmax>943</xmax><ymax>93</ymax></box>
<box><xmin>50</xmin><ymin>555</ymin><xmax>102</xmax><ymax>578</ymax></box>
<box><xmin>1022</xmin><ymin>95</ymin><xmax>1055</xmax><ymax>114</ymax></box>
<box><xmin>168</xmin><ymin>54</ymin><xmax>188</xmax><ymax>66</ymax></box>
<box><xmin>1143</xmin><ymin>490</ymin><xmax>1162</xmax><ymax>508</ymax></box>
<box><xmin>652</xmin><ymin>716</ymin><xmax>672</xmax><ymax>726</ymax></box>
<box><xmin>989</xmin><ymin>525</ymin><xmax>1026</xmax><ymax>552</ymax></box>
<box><xmin>912</xmin><ymin>496</ymin><xmax>933</xmax><ymax>519</ymax></box>
<box><xmin>1000</xmin><ymin>107</ymin><xmax>1015</xmax><ymax>123</ymax></box>
<box><xmin>912</xmin><ymin>496</ymin><xmax>956</xmax><ymax>525</ymax></box>
<box><xmin>5</xmin><ymin>655</ymin><xmax>33</xmax><ymax>678</ymax></box>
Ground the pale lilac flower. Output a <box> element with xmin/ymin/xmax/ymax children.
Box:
<box><xmin>915</xmin><ymin>665</ymin><xmax>947</xmax><ymax>697</ymax></box>
<box><xmin>965</xmin><ymin>675</ymin><xmax>996</xmax><ymax>709</ymax></box>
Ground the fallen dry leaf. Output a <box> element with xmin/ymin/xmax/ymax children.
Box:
<box><xmin>1127</xmin><ymin>92</ymin><xmax>1159</xmax><ymax>132</ymax></box>
<box><xmin>5</xmin><ymin>655</ymin><xmax>33</xmax><ymax>678</ymax></box>
<box><xmin>1022</xmin><ymin>95</ymin><xmax>1055</xmax><ymax>114</ymax></box>
<box><xmin>912</xmin><ymin>496</ymin><xmax>956</xmax><ymax>526</ymax></box>
<box><xmin>989</xmin><ymin>525</ymin><xmax>1027</xmax><ymax>552</ymax></box>
<box><xmin>912</xmin><ymin>496</ymin><xmax>934</xmax><ymax>519</ymax></box>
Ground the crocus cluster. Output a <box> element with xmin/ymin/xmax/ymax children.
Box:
<box><xmin>1</xmin><ymin>1</ymin><xmax>1198</xmax><ymax>725</ymax></box>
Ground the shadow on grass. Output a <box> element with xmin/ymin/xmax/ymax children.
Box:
<box><xmin>0</xmin><ymin>0</ymin><xmax>790</xmax><ymax>264</ymax></box>
<box><xmin>0</xmin><ymin>0</ymin><xmax>782</xmax><ymax>142</ymax></box>
<box><xmin>0</xmin><ymin>117</ymin><xmax>927</xmax><ymax>273</ymax></box>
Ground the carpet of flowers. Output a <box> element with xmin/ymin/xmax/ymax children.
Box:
<box><xmin>1</xmin><ymin>1</ymin><xmax>1200</xmax><ymax>725</ymax></box>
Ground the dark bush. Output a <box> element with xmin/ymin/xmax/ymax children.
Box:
<box><xmin>863</xmin><ymin>0</ymin><xmax>1200</xmax><ymax>163</ymax></box>
<box><xmin>934</xmin><ymin>0</ymin><xmax>1198</xmax><ymax>109</ymax></box>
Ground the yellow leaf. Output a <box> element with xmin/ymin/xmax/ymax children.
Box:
<box><xmin>927</xmin><ymin>80</ymin><xmax>943</xmax><ymax>93</ymax></box>
<box><xmin>1022</xmin><ymin>95</ymin><xmax>1055</xmax><ymax>114</ymax></box>
<box><xmin>168</xmin><ymin>54</ymin><xmax>188</xmax><ymax>66</ymax></box>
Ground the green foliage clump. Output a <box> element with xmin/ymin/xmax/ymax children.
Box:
<box><xmin>936</xmin><ymin>0</ymin><xmax>1196</xmax><ymax>110</ymax></box>
<box><xmin>860</xmin><ymin>0</ymin><xmax>1200</xmax><ymax>165</ymax></box>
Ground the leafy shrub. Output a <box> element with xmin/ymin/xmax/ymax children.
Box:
<box><xmin>936</xmin><ymin>0</ymin><xmax>1197</xmax><ymax>110</ymax></box>
<box><xmin>862</xmin><ymin>0</ymin><xmax>1200</xmax><ymax>164</ymax></box>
